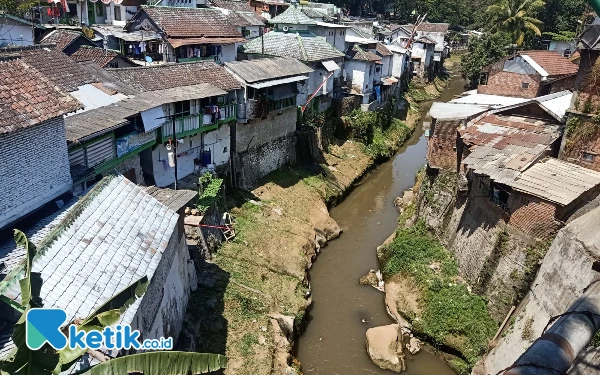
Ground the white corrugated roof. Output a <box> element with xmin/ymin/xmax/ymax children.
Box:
<box><xmin>451</xmin><ymin>94</ymin><xmax>528</xmax><ymax>107</ymax></box>
<box><xmin>429</xmin><ymin>102</ymin><xmax>491</xmax><ymax>120</ymax></box>
<box><xmin>512</xmin><ymin>158</ymin><xmax>600</xmax><ymax>205</ymax></box>
<box><xmin>248</xmin><ymin>75</ymin><xmax>309</xmax><ymax>88</ymax></box>
<box><xmin>322</xmin><ymin>60</ymin><xmax>340</xmax><ymax>72</ymax></box>
<box><xmin>522</xmin><ymin>54</ymin><xmax>550</xmax><ymax>78</ymax></box>
<box><xmin>536</xmin><ymin>90</ymin><xmax>573</xmax><ymax>120</ymax></box>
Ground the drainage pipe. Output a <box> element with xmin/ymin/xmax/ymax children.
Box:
<box><xmin>504</xmin><ymin>282</ymin><xmax>600</xmax><ymax>374</ymax></box>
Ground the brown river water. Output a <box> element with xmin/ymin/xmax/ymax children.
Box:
<box><xmin>296</xmin><ymin>74</ymin><xmax>468</xmax><ymax>375</ymax></box>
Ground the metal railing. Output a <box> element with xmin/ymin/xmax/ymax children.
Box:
<box><xmin>161</xmin><ymin>114</ymin><xmax>201</xmax><ymax>138</ymax></box>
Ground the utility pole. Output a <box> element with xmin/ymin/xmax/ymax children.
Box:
<box><xmin>156</xmin><ymin>109</ymin><xmax>189</xmax><ymax>190</ymax></box>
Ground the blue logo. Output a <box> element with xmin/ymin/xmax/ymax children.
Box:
<box><xmin>25</xmin><ymin>308</ymin><xmax>172</xmax><ymax>351</ymax></box>
<box><xmin>26</xmin><ymin>308</ymin><xmax>68</xmax><ymax>350</ymax></box>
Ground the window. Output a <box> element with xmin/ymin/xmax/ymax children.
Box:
<box><xmin>583</xmin><ymin>152</ymin><xmax>596</xmax><ymax>162</ymax></box>
<box><xmin>521</xmin><ymin>82</ymin><xmax>529</xmax><ymax>89</ymax></box>
<box><xmin>376</xmin><ymin>67</ymin><xmax>381</xmax><ymax>72</ymax></box>
<box><xmin>175</xmin><ymin>100</ymin><xmax>191</xmax><ymax>115</ymax></box>
<box><xmin>479</xmin><ymin>72</ymin><xmax>488</xmax><ymax>85</ymax></box>
<box><xmin>520</xmin><ymin>195</ymin><xmax>530</xmax><ymax>206</ymax></box>
<box><xmin>114</xmin><ymin>5</ymin><xmax>121</xmax><ymax>20</ymax></box>
<box><xmin>96</xmin><ymin>3</ymin><xmax>104</xmax><ymax>16</ymax></box>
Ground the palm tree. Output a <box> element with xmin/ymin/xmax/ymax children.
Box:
<box><xmin>486</xmin><ymin>0</ymin><xmax>546</xmax><ymax>45</ymax></box>
<box><xmin>0</xmin><ymin>230</ymin><xmax>227</xmax><ymax>375</ymax></box>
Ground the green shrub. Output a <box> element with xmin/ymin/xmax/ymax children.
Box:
<box><xmin>380</xmin><ymin>220</ymin><xmax>497</xmax><ymax>366</ymax></box>
<box><xmin>197</xmin><ymin>172</ymin><xmax>224</xmax><ymax>212</ymax></box>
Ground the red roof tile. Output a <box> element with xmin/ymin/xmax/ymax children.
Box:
<box><xmin>141</xmin><ymin>6</ymin><xmax>242</xmax><ymax>39</ymax></box>
<box><xmin>70</xmin><ymin>46</ymin><xmax>122</xmax><ymax>67</ymax></box>
<box><xmin>109</xmin><ymin>61</ymin><xmax>241</xmax><ymax>92</ymax></box>
<box><xmin>376</xmin><ymin>43</ymin><xmax>392</xmax><ymax>57</ymax></box>
<box><xmin>0</xmin><ymin>59</ymin><xmax>81</xmax><ymax>134</ymax></box>
<box><xmin>40</xmin><ymin>29</ymin><xmax>84</xmax><ymax>51</ymax></box>
<box><xmin>212</xmin><ymin>0</ymin><xmax>253</xmax><ymax>12</ymax></box>
<box><xmin>520</xmin><ymin>50</ymin><xmax>579</xmax><ymax>77</ymax></box>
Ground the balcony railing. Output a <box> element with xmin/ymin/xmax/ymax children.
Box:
<box><xmin>162</xmin><ymin>114</ymin><xmax>201</xmax><ymax>139</ymax></box>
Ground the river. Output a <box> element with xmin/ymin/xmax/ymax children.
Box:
<box><xmin>296</xmin><ymin>74</ymin><xmax>468</xmax><ymax>374</ymax></box>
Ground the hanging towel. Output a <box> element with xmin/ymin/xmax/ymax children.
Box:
<box><xmin>168</xmin><ymin>152</ymin><xmax>176</xmax><ymax>167</ymax></box>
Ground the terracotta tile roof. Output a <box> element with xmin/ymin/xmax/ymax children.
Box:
<box><xmin>241</xmin><ymin>31</ymin><xmax>344</xmax><ymax>62</ymax></box>
<box><xmin>70</xmin><ymin>46</ymin><xmax>121</xmax><ymax>67</ymax></box>
<box><xmin>108</xmin><ymin>61</ymin><xmax>241</xmax><ymax>92</ymax></box>
<box><xmin>141</xmin><ymin>6</ymin><xmax>242</xmax><ymax>39</ymax></box>
<box><xmin>0</xmin><ymin>47</ymin><xmax>99</xmax><ymax>92</ymax></box>
<box><xmin>346</xmin><ymin>45</ymin><xmax>381</xmax><ymax>63</ymax></box>
<box><xmin>520</xmin><ymin>50</ymin><xmax>579</xmax><ymax>77</ymax></box>
<box><xmin>40</xmin><ymin>29</ymin><xmax>84</xmax><ymax>51</ymax></box>
<box><xmin>212</xmin><ymin>0</ymin><xmax>253</xmax><ymax>12</ymax></box>
<box><xmin>415</xmin><ymin>23</ymin><xmax>449</xmax><ymax>33</ymax></box>
<box><xmin>0</xmin><ymin>59</ymin><xmax>81</xmax><ymax>134</ymax></box>
<box><xmin>376</xmin><ymin>43</ymin><xmax>392</xmax><ymax>57</ymax></box>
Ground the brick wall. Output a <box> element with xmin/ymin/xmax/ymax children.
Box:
<box><xmin>508</xmin><ymin>192</ymin><xmax>560</xmax><ymax>239</ymax></box>
<box><xmin>427</xmin><ymin>119</ymin><xmax>460</xmax><ymax>170</ymax></box>
<box><xmin>478</xmin><ymin>71</ymin><xmax>541</xmax><ymax>98</ymax></box>
<box><xmin>0</xmin><ymin>117</ymin><xmax>72</xmax><ymax>229</ymax></box>
<box><xmin>549</xmin><ymin>75</ymin><xmax>576</xmax><ymax>94</ymax></box>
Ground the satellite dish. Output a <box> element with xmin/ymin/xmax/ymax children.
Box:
<box><xmin>145</xmin><ymin>55</ymin><xmax>153</xmax><ymax>63</ymax></box>
<box><xmin>282</xmin><ymin>25</ymin><xmax>289</xmax><ymax>32</ymax></box>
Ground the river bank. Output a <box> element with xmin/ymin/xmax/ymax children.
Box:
<box><xmin>178</xmin><ymin>77</ymin><xmax>452</xmax><ymax>374</ymax></box>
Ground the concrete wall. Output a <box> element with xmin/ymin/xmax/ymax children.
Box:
<box><xmin>0</xmin><ymin>23</ymin><xmax>33</xmax><ymax>46</ymax></box>
<box><xmin>417</xmin><ymin>172</ymin><xmax>536</xmax><ymax>322</ymax></box>
<box><xmin>391</xmin><ymin>52</ymin><xmax>405</xmax><ymax>78</ymax></box>
<box><xmin>0</xmin><ymin>117</ymin><xmax>72</xmax><ymax>230</ymax></box>
<box><xmin>478</xmin><ymin>71</ymin><xmax>541</xmax><ymax>98</ymax></box>
<box><xmin>234</xmin><ymin>134</ymin><xmax>297</xmax><ymax>188</ymax></box>
<box><xmin>202</xmin><ymin>123</ymin><xmax>231</xmax><ymax>167</ymax></box>
<box><xmin>481</xmin><ymin>206</ymin><xmax>600</xmax><ymax>375</ymax></box>
<box><xmin>309</xmin><ymin>25</ymin><xmax>347</xmax><ymax>52</ymax></box>
<box><xmin>132</xmin><ymin>231</ymin><xmax>194</xmax><ymax>345</ymax></box>
<box><xmin>234</xmin><ymin>106</ymin><xmax>297</xmax><ymax>187</ymax></box>
<box><xmin>105</xmin><ymin>153</ymin><xmax>146</xmax><ymax>185</ymax></box>
<box><xmin>236</xmin><ymin>106</ymin><xmax>297</xmax><ymax>149</ymax></box>
<box><xmin>145</xmin><ymin>125</ymin><xmax>231</xmax><ymax>188</ymax></box>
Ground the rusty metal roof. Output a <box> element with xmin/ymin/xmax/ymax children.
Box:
<box><xmin>460</xmin><ymin>114</ymin><xmax>561</xmax><ymax>150</ymax></box>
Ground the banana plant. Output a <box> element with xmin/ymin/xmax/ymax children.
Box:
<box><xmin>0</xmin><ymin>230</ymin><xmax>227</xmax><ymax>375</ymax></box>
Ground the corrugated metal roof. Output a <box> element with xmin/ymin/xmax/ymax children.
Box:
<box><xmin>429</xmin><ymin>102</ymin><xmax>491</xmax><ymax>120</ymax></box>
<box><xmin>224</xmin><ymin>57</ymin><xmax>313</xmax><ymax>83</ymax></box>
<box><xmin>462</xmin><ymin>145</ymin><xmax>546</xmax><ymax>185</ymax></box>
<box><xmin>512</xmin><ymin>158</ymin><xmax>600</xmax><ymax>206</ymax></box>
<box><xmin>315</xmin><ymin>21</ymin><xmax>350</xmax><ymax>28</ymax></box>
<box><xmin>0</xmin><ymin>175</ymin><xmax>179</xmax><ymax>328</ymax></box>
<box><xmin>91</xmin><ymin>25</ymin><xmax>162</xmax><ymax>42</ymax></box>
<box><xmin>248</xmin><ymin>75</ymin><xmax>309</xmax><ymax>88</ymax></box>
<box><xmin>536</xmin><ymin>90</ymin><xmax>573</xmax><ymax>120</ymax></box>
<box><xmin>451</xmin><ymin>94</ymin><xmax>528</xmax><ymax>107</ymax></box>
